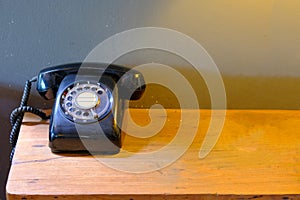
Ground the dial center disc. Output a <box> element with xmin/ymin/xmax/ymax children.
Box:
<box><xmin>75</xmin><ymin>91</ymin><xmax>99</xmax><ymax>109</ymax></box>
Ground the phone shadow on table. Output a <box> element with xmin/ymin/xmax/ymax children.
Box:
<box><xmin>22</xmin><ymin>120</ymin><xmax>150</xmax><ymax>159</ymax></box>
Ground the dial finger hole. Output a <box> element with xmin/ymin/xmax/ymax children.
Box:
<box><xmin>91</xmin><ymin>87</ymin><xmax>97</xmax><ymax>91</ymax></box>
<box><xmin>83</xmin><ymin>112</ymin><xmax>90</xmax><ymax>117</ymax></box>
<box><xmin>76</xmin><ymin>110</ymin><xmax>82</xmax><ymax>115</ymax></box>
<box><xmin>97</xmin><ymin>90</ymin><xmax>103</xmax><ymax>95</ymax></box>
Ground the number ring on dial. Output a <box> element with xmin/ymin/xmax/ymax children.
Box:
<box><xmin>60</xmin><ymin>81</ymin><xmax>113</xmax><ymax>123</ymax></box>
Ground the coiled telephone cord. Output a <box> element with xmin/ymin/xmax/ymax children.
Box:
<box><xmin>9</xmin><ymin>77</ymin><xmax>50</xmax><ymax>162</ymax></box>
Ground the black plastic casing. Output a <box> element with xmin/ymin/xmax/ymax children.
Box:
<box><xmin>36</xmin><ymin>63</ymin><xmax>145</xmax><ymax>154</ymax></box>
<box><xmin>49</xmin><ymin>74</ymin><xmax>122</xmax><ymax>154</ymax></box>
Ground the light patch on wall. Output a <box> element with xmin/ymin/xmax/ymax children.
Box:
<box><xmin>270</xmin><ymin>0</ymin><xmax>300</xmax><ymax>76</ymax></box>
<box><xmin>144</xmin><ymin>0</ymin><xmax>300</xmax><ymax>77</ymax></box>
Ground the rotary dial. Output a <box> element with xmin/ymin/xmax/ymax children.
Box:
<box><xmin>60</xmin><ymin>81</ymin><xmax>113</xmax><ymax>123</ymax></box>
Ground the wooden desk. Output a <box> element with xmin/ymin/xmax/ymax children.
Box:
<box><xmin>6</xmin><ymin>109</ymin><xmax>300</xmax><ymax>199</ymax></box>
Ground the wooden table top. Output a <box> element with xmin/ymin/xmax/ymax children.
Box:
<box><xmin>6</xmin><ymin>109</ymin><xmax>300</xmax><ymax>199</ymax></box>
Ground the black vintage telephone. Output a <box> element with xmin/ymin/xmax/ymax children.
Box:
<box><xmin>10</xmin><ymin>63</ymin><xmax>145</xmax><ymax>160</ymax></box>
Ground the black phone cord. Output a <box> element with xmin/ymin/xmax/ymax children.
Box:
<box><xmin>9</xmin><ymin>77</ymin><xmax>50</xmax><ymax>162</ymax></box>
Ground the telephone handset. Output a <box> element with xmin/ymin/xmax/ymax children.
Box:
<box><xmin>10</xmin><ymin>63</ymin><xmax>145</xmax><ymax>157</ymax></box>
<box><xmin>37</xmin><ymin>63</ymin><xmax>145</xmax><ymax>101</ymax></box>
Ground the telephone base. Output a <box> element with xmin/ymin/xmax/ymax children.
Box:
<box><xmin>49</xmin><ymin>137</ymin><xmax>121</xmax><ymax>155</ymax></box>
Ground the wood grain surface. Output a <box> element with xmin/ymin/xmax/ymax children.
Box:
<box><xmin>6</xmin><ymin>109</ymin><xmax>300</xmax><ymax>199</ymax></box>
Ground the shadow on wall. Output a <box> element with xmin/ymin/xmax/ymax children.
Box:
<box><xmin>130</xmin><ymin>75</ymin><xmax>300</xmax><ymax>110</ymax></box>
<box><xmin>223</xmin><ymin>76</ymin><xmax>300</xmax><ymax>110</ymax></box>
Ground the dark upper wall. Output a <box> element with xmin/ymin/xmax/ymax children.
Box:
<box><xmin>1</xmin><ymin>0</ymin><xmax>300</xmax><ymax>108</ymax></box>
<box><xmin>0</xmin><ymin>0</ymin><xmax>164</xmax><ymax>89</ymax></box>
<box><xmin>1</xmin><ymin>0</ymin><xmax>300</xmax><ymax>109</ymax></box>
